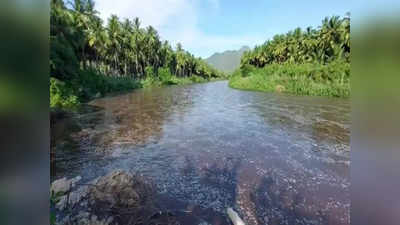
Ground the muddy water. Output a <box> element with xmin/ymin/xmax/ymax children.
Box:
<box><xmin>51</xmin><ymin>81</ymin><xmax>350</xmax><ymax>225</ymax></box>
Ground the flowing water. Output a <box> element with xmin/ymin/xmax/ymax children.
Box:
<box><xmin>51</xmin><ymin>81</ymin><xmax>350</xmax><ymax>225</ymax></box>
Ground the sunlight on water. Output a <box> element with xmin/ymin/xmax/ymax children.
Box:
<box><xmin>52</xmin><ymin>81</ymin><xmax>350</xmax><ymax>225</ymax></box>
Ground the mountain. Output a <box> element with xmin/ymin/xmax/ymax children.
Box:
<box><xmin>205</xmin><ymin>46</ymin><xmax>250</xmax><ymax>73</ymax></box>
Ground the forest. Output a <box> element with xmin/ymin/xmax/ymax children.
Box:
<box><xmin>50</xmin><ymin>0</ymin><xmax>223</xmax><ymax>108</ymax></box>
<box><xmin>229</xmin><ymin>14</ymin><xmax>350</xmax><ymax>97</ymax></box>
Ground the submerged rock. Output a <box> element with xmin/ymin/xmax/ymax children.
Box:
<box><xmin>51</xmin><ymin>176</ymin><xmax>81</xmax><ymax>195</ymax></box>
<box><xmin>51</xmin><ymin>178</ymin><xmax>70</xmax><ymax>194</ymax></box>
<box><xmin>89</xmin><ymin>170</ymin><xmax>153</xmax><ymax>208</ymax></box>
<box><xmin>53</xmin><ymin>170</ymin><xmax>154</xmax><ymax>225</ymax></box>
<box><xmin>55</xmin><ymin>195</ymin><xmax>68</xmax><ymax>210</ymax></box>
<box><xmin>55</xmin><ymin>185</ymin><xmax>89</xmax><ymax>210</ymax></box>
<box><xmin>52</xmin><ymin>170</ymin><xmax>226</xmax><ymax>225</ymax></box>
<box><xmin>57</xmin><ymin>211</ymin><xmax>114</xmax><ymax>225</ymax></box>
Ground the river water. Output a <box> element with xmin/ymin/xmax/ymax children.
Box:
<box><xmin>51</xmin><ymin>81</ymin><xmax>350</xmax><ymax>225</ymax></box>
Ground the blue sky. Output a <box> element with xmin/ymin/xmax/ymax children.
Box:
<box><xmin>94</xmin><ymin>0</ymin><xmax>368</xmax><ymax>58</ymax></box>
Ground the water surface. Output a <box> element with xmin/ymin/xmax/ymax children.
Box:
<box><xmin>52</xmin><ymin>81</ymin><xmax>350</xmax><ymax>225</ymax></box>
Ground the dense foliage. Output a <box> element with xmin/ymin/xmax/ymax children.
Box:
<box><xmin>50</xmin><ymin>0</ymin><xmax>222</xmax><ymax>108</ymax></box>
<box><xmin>230</xmin><ymin>62</ymin><xmax>349</xmax><ymax>97</ymax></box>
<box><xmin>230</xmin><ymin>15</ymin><xmax>350</xmax><ymax>97</ymax></box>
<box><xmin>241</xmin><ymin>15</ymin><xmax>350</xmax><ymax>66</ymax></box>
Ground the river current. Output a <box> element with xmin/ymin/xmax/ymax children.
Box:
<box><xmin>51</xmin><ymin>81</ymin><xmax>350</xmax><ymax>225</ymax></box>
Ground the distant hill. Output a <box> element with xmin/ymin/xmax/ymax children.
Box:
<box><xmin>205</xmin><ymin>46</ymin><xmax>250</xmax><ymax>73</ymax></box>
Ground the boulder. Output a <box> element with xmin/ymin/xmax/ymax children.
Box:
<box><xmin>51</xmin><ymin>178</ymin><xmax>70</xmax><ymax>195</ymax></box>
<box><xmin>53</xmin><ymin>171</ymin><xmax>157</xmax><ymax>225</ymax></box>
<box><xmin>89</xmin><ymin>170</ymin><xmax>151</xmax><ymax>208</ymax></box>
<box><xmin>69</xmin><ymin>185</ymin><xmax>89</xmax><ymax>205</ymax></box>
<box><xmin>227</xmin><ymin>208</ymin><xmax>246</xmax><ymax>225</ymax></box>
<box><xmin>51</xmin><ymin>176</ymin><xmax>82</xmax><ymax>195</ymax></box>
<box><xmin>56</xmin><ymin>195</ymin><xmax>68</xmax><ymax>210</ymax></box>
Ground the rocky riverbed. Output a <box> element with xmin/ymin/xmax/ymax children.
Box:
<box><xmin>51</xmin><ymin>170</ymin><xmax>231</xmax><ymax>225</ymax></box>
<box><xmin>52</xmin><ymin>81</ymin><xmax>350</xmax><ymax>225</ymax></box>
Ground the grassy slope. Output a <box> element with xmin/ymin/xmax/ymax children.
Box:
<box><xmin>229</xmin><ymin>62</ymin><xmax>350</xmax><ymax>98</ymax></box>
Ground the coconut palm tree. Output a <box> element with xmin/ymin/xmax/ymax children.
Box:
<box><xmin>50</xmin><ymin>1</ymin><xmax>222</xmax><ymax>82</ymax></box>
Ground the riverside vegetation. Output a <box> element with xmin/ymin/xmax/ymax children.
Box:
<box><xmin>50</xmin><ymin>0</ymin><xmax>224</xmax><ymax>108</ymax></box>
<box><xmin>229</xmin><ymin>14</ymin><xmax>350</xmax><ymax>97</ymax></box>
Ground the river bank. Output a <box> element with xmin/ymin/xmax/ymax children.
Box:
<box><xmin>228</xmin><ymin>62</ymin><xmax>350</xmax><ymax>98</ymax></box>
<box><xmin>50</xmin><ymin>70</ymin><xmax>225</xmax><ymax>110</ymax></box>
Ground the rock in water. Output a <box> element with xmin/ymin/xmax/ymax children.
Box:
<box><xmin>51</xmin><ymin>176</ymin><xmax>82</xmax><ymax>195</ymax></box>
<box><xmin>227</xmin><ymin>208</ymin><xmax>246</xmax><ymax>225</ymax></box>
<box><xmin>89</xmin><ymin>170</ymin><xmax>152</xmax><ymax>208</ymax></box>
<box><xmin>51</xmin><ymin>178</ymin><xmax>70</xmax><ymax>194</ymax></box>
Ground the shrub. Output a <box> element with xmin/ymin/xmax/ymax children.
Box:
<box><xmin>240</xmin><ymin>64</ymin><xmax>257</xmax><ymax>77</ymax></box>
<box><xmin>229</xmin><ymin>61</ymin><xmax>350</xmax><ymax>98</ymax></box>
<box><xmin>190</xmin><ymin>75</ymin><xmax>206</xmax><ymax>83</ymax></box>
<box><xmin>158</xmin><ymin>67</ymin><xmax>177</xmax><ymax>85</ymax></box>
<box><xmin>51</xmin><ymin>70</ymin><xmax>142</xmax><ymax>109</ymax></box>
<box><xmin>50</xmin><ymin>77</ymin><xmax>79</xmax><ymax>108</ymax></box>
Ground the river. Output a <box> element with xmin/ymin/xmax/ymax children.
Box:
<box><xmin>51</xmin><ymin>81</ymin><xmax>350</xmax><ymax>225</ymax></box>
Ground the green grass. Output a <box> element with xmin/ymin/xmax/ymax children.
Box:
<box><xmin>229</xmin><ymin>61</ymin><xmax>350</xmax><ymax>98</ymax></box>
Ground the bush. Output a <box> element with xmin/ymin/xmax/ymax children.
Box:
<box><xmin>50</xmin><ymin>70</ymin><xmax>141</xmax><ymax>109</ymax></box>
<box><xmin>74</xmin><ymin>70</ymin><xmax>140</xmax><ymax>99</ymax></box>
<box><xmin>229</xmin><ymin>61</ymin><xmax>350</xmax><ymax>98</ymax></box>
<box><xmin>190</xmin><ymin>75</ymin><xmax>206</xmax><ymax>83</ymax></box>
<box><xmin>50</xmin><ymin>77</ymin><xmax>79</xmax><ymax>108</ymax></box>
<box><xmin>240</xmin><ymin>64</ymin><xmax>257</xmax><ymax>77</ymax></box>
<box><xmin>158</xmin><ymin>67</ymin><xmax>177</xmax><ymax>85</ymax></box>
<box><xmin>141</xmin><ymin>66</ymin><xmax>159</xmax><ymax>88</ymax></box>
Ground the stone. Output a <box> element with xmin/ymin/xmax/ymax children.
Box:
<box><xmin>76</xmin><ymin>211</ymin><xmax>90</xmax><ymax>220</ymax></box>
<box><xmin>73</xmin><ymin>213</ymin><xmax>114</xmax><ymax>225</ymax></box>
<box><xmin>54</xmin><ymin>171</ymin><xmax>153</xmax><ymax>225</ymax></box>
<box><xmin>198</xmin><ymin>221</ymin><xmax>211</xmax><ymax>225</ymax></box>
<box><xmin>68</xmin><ymin>185</ymin><xmax>89</xmax><ymax>206</ymax></box>
<box><xmin>51</xmin><ymin>178</ymin><xmax>71</xmax><ymax>195</ymax></box>
<box><xmin>264</xmin><ymin>216</ymin><xmax>269</xmax><ymax>224</ymax></box>
<box><xmin>56</xmin><ymin>186</ymin><xmax>88</xmax><ymax>210</ymax></box>
<box><xmin>56</xmin><ymin>195</ymin><xmax>68</xmax><ymax>210</ymax></box>
<box><xmin>89</xmin><ymin>170</ymin><xmax>146</xmax><ymax>208</ymax></box>
<box><xmin>57</xmin><ymin>215</ymin><xmax>70</xmax><ymax>225</ymax></box>
<box><xmin>227</xmin><ymin>208</ymin><xmax>245</xmax><ymax>225</ymax></box>
<box><xmin>51</xmin><ymin>176</ymin><xmax>82</xmax><ymax>195</ymax></box>
<box><xmin>106</xmin><ymin>217</ymin><xmax>113</xmax><ymax>224</ymax></box>
<box><xmin>71</xmin><ymin>176</ymin><xmax>82</xmax><ymax>187</ymax></box>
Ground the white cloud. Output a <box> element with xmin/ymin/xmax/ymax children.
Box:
<box><xmin>96</xmin><ymin>0</ymin><xmax>190</xmax><ymax>27</ymax></box>
<box><xmin>95</xmin><ymin>0</ymin><xmax>265</xmax><ymax>58</ymax></box>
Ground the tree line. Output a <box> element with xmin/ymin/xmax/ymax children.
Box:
<box><xmin>230</xmin><ymin>14</ymin><xmax>350</xmax><ymax>98</ymax></box>
<box><xmin>240</xmin><ymin>14</ymin><xmax>350</xmax><ymax>68</ymax></box>
<box><xmin>51</xmin><ymin>0</ymin><xmax>222</xmax><ymax>82</ymax></box>
<box><xmin>50</xmin><ymin>0</ymin><xmax>223</xmax><ymax>108</ymax></box>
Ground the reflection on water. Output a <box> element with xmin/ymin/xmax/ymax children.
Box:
<box><xmin>51</xmin><ymin>81</ymin><xmax>350</xmax><ymax>225</ymax></box>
